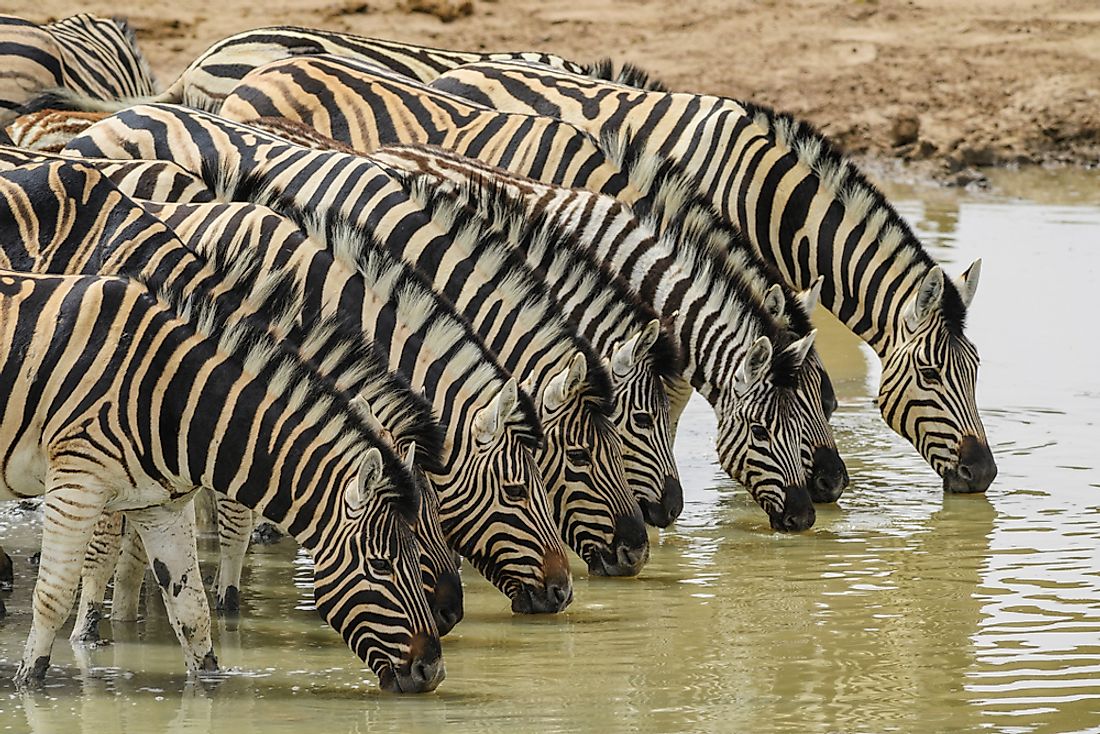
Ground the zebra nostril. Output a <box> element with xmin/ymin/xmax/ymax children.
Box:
<box><xmin>958</xmin><ymin>463</ymin><xmax>974</xmax><ymax>482</ymax></box>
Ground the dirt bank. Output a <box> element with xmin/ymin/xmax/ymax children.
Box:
<box><xmin>10</xmin><ymin>0</ymin><xmax>1100</xmax><ymax>175</ymax></box>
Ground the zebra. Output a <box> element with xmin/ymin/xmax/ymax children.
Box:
<box><xmin>61</xmin><ymin>107</ymin><xmax>653</xmax><ymax>573</ymax></box>
<box><xmin>208</xmin><ymin>58</ymin><xmax>844</xmax><ymax>515</ymax></box>
<box><xmin>0</xmin><ymin>13</ymin><xmax>156</xmax><ymax>124</ymax></box>
<box><xmin>64</xmin><ymin>110</ymin><xmax>577</xmax><ymax>609</ymax></box>
<box><xmin>0</xmin><ymin>157</ymin><xmax>465</xmax><ymax>634</ymax></box>
<box><xmin>19</xmin><ymin>24</ymin><xmax>664</xmax><ymax>117</ymax></box>
<box><xmin>0</xmin><ymin>266</ymin><xmax>442</xmax><ymax>691</ymax></box>
<box><xmin>429</xmin><ymin>60</ymin><xmax>997</xmax><ymax>494</ymax></box>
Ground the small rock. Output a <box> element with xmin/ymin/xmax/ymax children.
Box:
<box><xmin>958</xmin><ymin>144</ymin><xmax>997</xmax><ymax>167</ymax></box>
<box><xmin>946</xmin><ymin>167</ymin><xmax>989</xmax><ymax>188</ymax></box>
<box><xmin>890</xmin><ymin>112</ymin><xmax>920</xmax><ymax>147</ymax></box>
<box><xmin>402</xmin><ymin>0</ymin><xmax>474</xmax><ymax>22</ymax></box>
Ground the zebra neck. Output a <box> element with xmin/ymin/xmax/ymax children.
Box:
<box><xmin>655</xmin><ymin>104</ymin><xmax>941</xmax><ymax>358</ymax></box>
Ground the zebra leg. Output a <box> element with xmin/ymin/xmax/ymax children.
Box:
<box><xmin>125</xmin><ymin>501</ymin><xmax>218</xmax><ymax>674</ymax></box>
<box><xmin>15</xmin><ymin>482</ymin><xmax>108</xmax><ymax>687</ymax></box>
<box><xmin>214</xmin><ymin>494</ymin><xmax>252</xmax><ymax>614</ymax></box>
<box><xmin>0</xmin><ymin>543</ymin><xmax>12</xmax><ymax>589</ymax></box>
<box><xmin>71</xmin><ymin>511</ymin><xmax>124</xmax><ymax>644</ymax></box>
<box><xmin>110</xmin><ymin>519</ymin><xmax>149</xmax><ymax>621</ymax></box>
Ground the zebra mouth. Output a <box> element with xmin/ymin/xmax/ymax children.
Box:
<box><xmin>511</xmin><ymin>582</ymin><xmax>573</xmax><ymax>614</ymax></box>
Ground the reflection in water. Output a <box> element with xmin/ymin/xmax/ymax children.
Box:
<box><xmin>1</xmin><ymin>172</ymin><xmax>1099</xmax><ymax>733</ymax></box>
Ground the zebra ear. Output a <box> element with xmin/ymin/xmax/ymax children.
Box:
<box><xmin>763</xmin><ymin>284</ymin><xmax>785</xmax><ymax>321</ymax></box>
<box><xmin>800</xmin><ymin>276</ymin><xmax>824</xmax><ymax>313</ymax></box>
<box><xmin>347</xmin><ymin>447</ymin><xmax>385</xmax><ymax>510</ymax></box>
<box><xmin>734</xmin><ymin>336</ymin><xmax>773</xmax><ymax>397</ymax></box>
<box><xmin>544</xmin><ymin>353</ymin><xmax>588</xmax><ymax>412</ymax></box>
<box><xmin>782</xmin><ymin>329</ymin><xmax>817</xmax><ymax>369</ymax></box>
<box><xmin>611</xmin><ymin>319</ymin><xmax>660</xmax><ymax>377</ymax></box>
<box><xmin>904</xmin><ymin>266</ymin><xmax>944</xmax><ymax>331</ymax></box>
<box><xmin>474</xmin><ymin>378</ymin><xmax>518</xmax><ymax>444</ymax></box>
<box><xmin>954</xmin><ymin>258</ymin><xmax>981</xmax><ymax>308</ymax></box>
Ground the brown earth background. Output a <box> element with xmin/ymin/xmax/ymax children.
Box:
<box><xmin>11</xmin><ymin>0</ymin><xmax>1100</xmax><ymax>179</ymax></box>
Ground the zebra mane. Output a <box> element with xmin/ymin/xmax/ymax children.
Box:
<box><xmin>135</xmin><ymin>266</ymin><xmax>421</xmax><ymax>523</ymax></box>
<box><xmin>153</xmin><ymin>198</ymin><xmax>446</xmax><ymax>474</ymax></box>
<box><xmin>226</xmin><ymin>168</ymin><xmax>544</xmax><ymax>447</ymax></box>
<box><xmin>598</xmin><ymin>129</ymin><xmax>810</xmax><ymax>389</ymax></box>
<box><xmin>402</xmin><ymin>174</ymin><xmax>617</xmax><ymax>415</ymax></box>
<box><xmin>389</xmin><ymin>157</ymin><xmax>683</xmax><ymax>381</ymax></box>
<box><xmin>599</xmin><ymin>127</ymin><xmax>819</xmax><ymax>338</ymax></box>
<box><xmin>736</xmin><ymin>100</ymin><xmax>968</xmax><ymax>335</ymax></box>
<box><xmin>584</xmin><ymin>58</ymin><xmax>669</xmax><ymax>93</ymax></box>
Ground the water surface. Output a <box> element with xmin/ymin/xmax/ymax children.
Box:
<box><xmin>0</xmin><ymin>168</ymin><xmax>1096</xmax><ymax>733</ymax></box>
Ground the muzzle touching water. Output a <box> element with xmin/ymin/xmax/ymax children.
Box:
<box><xmin>587</xmin><ymin>512</ymin><xmax>650</xmax><ymax>577</ymax></box>
<box><xmin>377</xmin><ymin>631</ymin><xmax>445</xmax><ymax>694</ymax></box>
<box><xmin>769</xmin><ymin>485</ymin><xmax>817</xmax><ymax>532</ymax></box>
<box><xmin>809</xmin><ymin>446</ymin><xmax>850</xmax><ymax>503</ymax></box>
<box><xmin>430</xmin><ymin>569</ymin><xmax>464</xmax><ymax>637</ymax></box>
<box><xmin>511</xmin><ymin>549</ymin><xmax>573</xmax><ymax>614</ymax></box>
<box><xmin>640</xmin><ymin>474</ymin><xmax>684</xmax><ymax>527</ymax></box>
<box><xmin>942</xmin><ymin>435</ymin><xmax>997</xmax><ymax>493</ymax></box>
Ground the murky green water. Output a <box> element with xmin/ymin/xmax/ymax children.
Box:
<box><xmin>0</xmin><ymin>168</ymin><xmax>1097</xmax><ymax>733</ymax></box>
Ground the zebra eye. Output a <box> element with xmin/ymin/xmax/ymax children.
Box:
<box><xmin>503</xmin><ymin>483</ymin><xmax>528</xmax><ymax>501</ymax></box>
<box><xmin>750</xmin><ymin>424</ymin><xmax>769</xmax><ymax>441</ymax></box>
<box><xmin>919</xmin><ymin>367</ymin><xmax>941</xmax><ymax>385</ymax></box>
<box><xmin>566</xmin><ymin>448</ymin><xmax>591</xmax><ymax>466</ymax></box>
<box><xmin>368</xmin><ymin>558</ymin><xmax>393</xmax><ymax>575</ymax></box>
<box><xmin>633</xmin><ymin>411</ymin><xmax>654</xmax><ymax>429</ymax></box>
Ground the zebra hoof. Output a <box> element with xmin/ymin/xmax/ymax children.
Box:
<box><xmin>0</xmin><ymin>548</ymin><xmax>13</xmax><ymax>589</ymax></box>
<box><xmin>216</xmin><ymin>586</ymin><xmax>240</xmax><ymax>615</ymax></box>
<box><xmin>13</xmin><ymin>656</ymin><xmax>50</xmax><ymax>688</ymax></box>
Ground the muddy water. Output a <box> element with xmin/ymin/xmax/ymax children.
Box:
<box><xmin>0</xmin><ymin>169</ymin><xmax>1097</xmax><ymax>733</ymax></box>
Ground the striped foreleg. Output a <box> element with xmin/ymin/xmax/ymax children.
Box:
<box><xmin>15</xmin><ymin>476</ymin><xmax>110</xmax><ymax>687</ymax></box>
<box><xmin>71</xmin><ymin>511</ymin><xmax>124</xmax><ymax>644</ymax></box>
<box><xmin>125</xmin><ymin>501</ymin><xmax>218</xmax><ymax>674</ymax></box>
<box><xmin>214</xmin><ymin>494</ymin><xmax>252</xmax><ymax>614</ymax></box>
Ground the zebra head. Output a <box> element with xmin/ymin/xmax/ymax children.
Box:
<box><xmin>437</xmin><ymin>378</ymin><xmax>574</xmax><ymax>614</ymax></box>
<box><xmin>879</xmin><ymin>260</ymin><xmax>995</xmax><ymax>493</ymax></box>
<box><xmin>533</xmin><ymin>353</ymin><xmax>650</xmax><ymax>577</ymax></box>
<box><xmin>764</xmin><ymin>282</ymin><xmax>849</xmax><ymax>504</ymax></box>
<box><xmin>312</xmin><ymin>447</ymin><xmax>444</xmax><ymax>694</ymax></box>
<box><xmin>716</xmin><ymin>333</ymin><xmax>819</xmax><ymax>531</ymax></box>
<box><xmin>607</xmin><ymin>319</ymin><xmax>683</xmax><ymax>527</ymax></box>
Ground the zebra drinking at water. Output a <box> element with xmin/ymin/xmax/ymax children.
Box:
<box><xmin>429</xmin><ymin>59</ymin><xmax>997</xmax><ymax>494</ymax></box>
<box><xmin>0</xmin><ymin>266</ymin><xmax>442</xmax><ymax>691</ymax></box>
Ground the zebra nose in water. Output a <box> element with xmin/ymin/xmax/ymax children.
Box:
<box><xmin>771</xmin><ymin>486</ymin><xmax>816</xmax><ymax>532</ymax></box>
<box><xmin>809</xmin><ymin>446</ymin><xmax>849</xmax><ymax>503</ymax></box>
<box><xmin>598</xmin><ymin>512</ymin><xmax>650</xmax><ymax>576</ymax></box>
<box><xmin>639</xmin><ymin>475</ymin><xmax>684</xmax><ymax>528</ymax></box>
<box><xmin>947</xmin><ymin>435</ymin><xmax>998</xmax><ymax>493</ymax></box>
<box><xmin>431</xmin><ymin>569</ymin><xmax>464</xmax><ymax>637</ymax></box>
<box><xmin>395</xmin><ymin>631</ymin><xmax>445</xmax><ymax>693</ymax></box>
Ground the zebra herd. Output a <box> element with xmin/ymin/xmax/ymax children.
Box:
<box><xmin>0</xmin><ymin>13</ymin><xmax>996</xmax><ymax>694</ymax></box>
